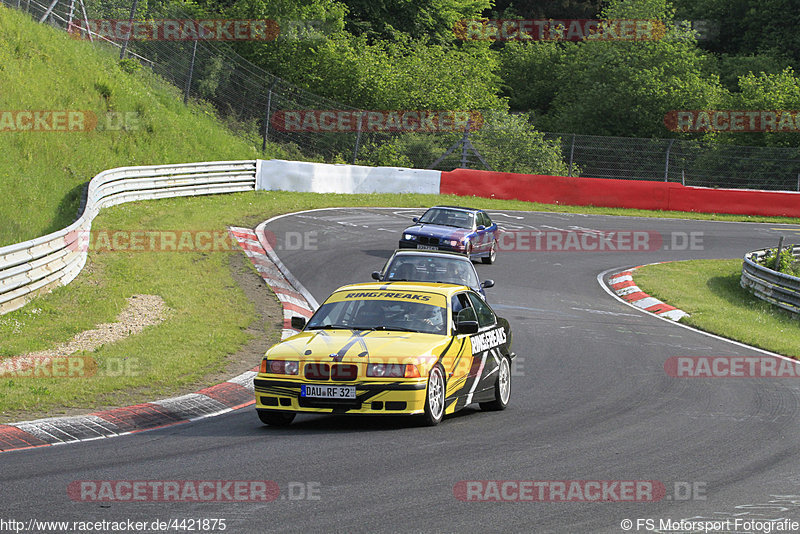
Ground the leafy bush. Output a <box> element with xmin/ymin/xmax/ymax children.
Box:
<box><xmin>118</xmin><ymin>58</ymin><xmax>142</xmax><ymax>75</ymax></box>
<box><xmin>354</xmin><ymin>110</ymin><xmax>572</xmax><ymax>175</ymax></box>
<box><xmin>756</xmin><ymin>246</ymin><xmax>800</xmax><ymax>276</ymax></box>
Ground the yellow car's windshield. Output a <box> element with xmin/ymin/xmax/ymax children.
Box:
<box><xmin>306</xmin><ymin>291</ymin><xmax>447</xmax><ymax>335</ymax></box>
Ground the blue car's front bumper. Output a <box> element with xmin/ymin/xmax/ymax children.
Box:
<box><xmin>398</xmin><ymin>238</ymin><xmax>467</xmax><ymax>254</ymax></box>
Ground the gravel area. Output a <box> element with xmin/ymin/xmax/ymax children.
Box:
<box><xmin>7</xmin><ymin>294</ymin><xmax>169</xmax><ymax>365</ymax></box>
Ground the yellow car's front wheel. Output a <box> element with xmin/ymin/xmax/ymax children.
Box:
<box><xmin>258</xmin><ymin>410</ymin><xmax>296</xmax><ymax>427</ymax></box>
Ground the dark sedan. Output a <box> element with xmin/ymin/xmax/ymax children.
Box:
<box><xmin>371</xmin><ymin>249</ymin><xmax>494</xmax><ymax>297</ymax></box>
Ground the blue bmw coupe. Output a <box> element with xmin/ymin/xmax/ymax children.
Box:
<box><xmin>398</xmin><ymin>206</ymin><xmax>498</xmax><ymax>264</ymax></box>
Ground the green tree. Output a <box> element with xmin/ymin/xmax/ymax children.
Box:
<box><xmin>712</xmin><ymin>54</ymin><xmax>787</xmax><ymax>92</ymax></box>
<box><xmin>720</xmin><ymin>68</ymin><xmax>800</xmax><ymax>147</ymax></box>
<box><xmin>472</xmin><ymin>111</ymin><xmax>571</xmax><ymax>174</ymax></box>
<box><xmin>230</xmin><ymin>32</ymin><xmax>506</xmax><ymax>110</ymax></box>
<box><xmin>357</xmin><ymin>110</ymin><xmax>571</xmax><ymax>175</ymax></box>
<box><xmin>672</xmin><ymin>0</ymin><xmax>797</xmax><ymax>92</ymax></box>
<box><xmin>489</xmin><ymin>0</ymin><xmax>603</xmax><ymax>18</ymax></box>
<box><xmin>355</xmin><ymin>133</ymin><xmax>451</xmax><ymax>168</ymax></box>
<box><xmin>672</xmin><ymin>0</ymin><xmax>800</xmax><ymax>71</ymax></box>
<box><xmin>500</xmin><ymin>41</ymin><xmax>568</xmax><ymax>113</ymax></box>
<box><xmin>339</xmin><ymin>0</ymin><xmax>492</xmax><ymax>43</ymax></box>
<box><xmin>193</xmin><ymin>0</ymin><xmax>504</xmax><ymax>110</ymax></box>
<box><xmin>538</xmin><ymin>0</ymin><xmax>727</xmax><ymax>137</ymax></box>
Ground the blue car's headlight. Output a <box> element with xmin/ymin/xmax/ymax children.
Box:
<box><xmin>404</xmin><ymin>234</ymin><xmax>416</xmax><ymax>241</ymax></box>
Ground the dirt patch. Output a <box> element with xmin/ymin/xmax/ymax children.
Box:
<box><xmin>6</xmin><ymin>295</ymin><xmax>169</xmax><ymax>367</ymax></box>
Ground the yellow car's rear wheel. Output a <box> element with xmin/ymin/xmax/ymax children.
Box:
<box><xmin>480</xmin><ymin>356</ymin><xmax>511</xmax><ymax>411</ymax></box>
<box><xmin>422</xmin><ymin>365</ymin><xmax>445</xmax><ymax>426</ymax></box>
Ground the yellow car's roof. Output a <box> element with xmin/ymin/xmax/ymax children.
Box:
<box><xmin>331</xmin><ymin>281</ymin><xmax>471</xmax><ymax>298</ymax></box>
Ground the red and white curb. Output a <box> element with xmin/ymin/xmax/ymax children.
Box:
<box><xmin>231</xmin><ymin>225</ymin><xmax>317</xmax><ymax>339</ymax></box>
<box><xmin>0</xmin><ymin>225</ymin><xmax>316</xmax><ymax>453</ymax></box>
<box><xmin>0</xmin><ymin>372</ymin><xmax>258</xmax><ymax>453</ymax></box>
<box><xmin>607</xmin><ymin>267</ymin><xmax>689</xmax><ymax>322</ymax></box>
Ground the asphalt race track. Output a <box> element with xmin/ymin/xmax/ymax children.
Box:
<box><xmin>4</xmin><ymin>207</ymin><xmax>800</xmax><ymax>533</ymax></box>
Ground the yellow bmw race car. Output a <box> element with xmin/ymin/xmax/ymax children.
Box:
<box><xmin>254</xmin><ymin>281</ymin><xmax>515</xmax><ymax>426</ymax></box>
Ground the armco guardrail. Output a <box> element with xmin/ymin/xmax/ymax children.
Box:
<box><xmin>0</xmin><ymin>160</ymin><xmax>257</xmax><ymax>315</ymax></box>
<box><xmin>740</xmin><ymin>246</ymin><xmax>800</xmax><ymax>314</ymax></box>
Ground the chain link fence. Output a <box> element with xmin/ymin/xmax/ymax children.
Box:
<box><xmin>7</xmin><ymin>0</ymin><xmax>800</xmax><ymax>191</ymax></box>
<box><xmin>548</xmin><ymin>133</ymin><xmax>800</xmax><ymax>191</ymax></box>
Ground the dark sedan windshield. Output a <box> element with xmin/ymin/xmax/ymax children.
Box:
<box><xmin>418</xmin><ymin>208</ymin><xmax>474</xmax><ymax>229</ymax></box>
<box><xmin>385</xmin><ymin>256</ymin><xmax>479</xmax><ymax>288</ymax></box>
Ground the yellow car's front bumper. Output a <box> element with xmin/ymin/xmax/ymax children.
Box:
<box><xmin>254</xmin><ymin>376</ymin><xmax>428</xmax><ymax>415</ymax></box>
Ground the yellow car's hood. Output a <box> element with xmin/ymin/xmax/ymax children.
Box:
<box><xmin>266</xmin><ymin>328</ymin><xmax>452</xmax><ymax>365</ymax></box>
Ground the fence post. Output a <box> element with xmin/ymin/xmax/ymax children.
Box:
<box><xmin>664</xmin><ymin>139</ymin><xmax>675</xmax><ymax>181</ymax></box>
<box><xmin>38</xmin><ymin>0</ymin><xmax>59</xmax><ymax>23</ymax></box>
<box><xmin>567</xmin><ymin>133</ymin><xmax>576</xmax><ymax>177</ymax></box>
<box><xmin>119</xmin><ymin>0</ymin><xmax>139</xmax><ymax>60</ymax></box>
<box><xmin>183</xmin><ymin>39</ymin><xmax>198</xmax><ymax>105</ymax></box>
<box><xmin>261</xmin><ymin>78</ymin><xmax>277</xmax><ymax>152</ymax></box>
<box><xmin>352</xmin><ymin>112</ymin><xmax>364</xmax><ymax>164</ymax></box>
<box><xmin>776</xmin><ymin>235</ymin><xmax>785</xmax><ymax>271</ymax></box>
<box><xmin>797</xmin><ymin>173</ymin><xmax>799</xmax><ymax>192</ymax></box>
<box><xmin>79</xmin><ymin>0</ymin><xmax>92</xmax><ymax>42</ymax></box>
<box><xmin>461</xmin><ymin>120</ymin><xmax>472</xmax><ymax>168</ymax></box>
<box><xmin>66</xmin><ymin>0</ymin><xmax>75</xmax><ymax>34</ymax></box>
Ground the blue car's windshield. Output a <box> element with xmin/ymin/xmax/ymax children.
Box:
<box><xmin>418</xmin><ymin>208</ymin><xmax>474</xmax><ymax>229</ymax></box>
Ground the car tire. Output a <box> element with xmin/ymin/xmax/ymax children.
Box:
<box><xmin>421</xmin><ymin>365</ymin><xmax>446</xmax><ymax>426</ymax></box>
<box><xmin>480</xmin><ymin>356</ymin><xmax>511</xmax><ymax>411</ymax></box>
<box><xmin>258</xmin><ymin>410</ymin><xmax>296</xmax><ymax>426</ymax></box>
<box><xmin>481</xmin><ymin>240</ymin><xmax>497</xmax><ymax>264</ymax></box>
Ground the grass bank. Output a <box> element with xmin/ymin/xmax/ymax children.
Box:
<box><xmin>0</xmin><ymin>5</ymin><xmax>285</xmax><ymax>247</ymax></box>
<box><xmin>634</xmin><ymin>259</ymin><xmax>800</xmax><ymax>358</ymax></box>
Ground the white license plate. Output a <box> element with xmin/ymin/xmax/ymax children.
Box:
<box><xmin>417</xmin><ymin>244</ymin><xmax>438</xmax><ymax>250</ymax></box>
<box><xmin>301</xmin><ymin>385</ymin><xmax>356</xmax><ymax>399</ymax></box>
